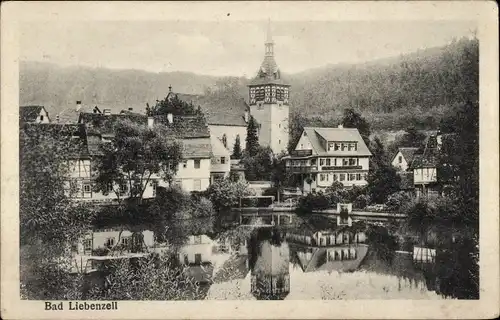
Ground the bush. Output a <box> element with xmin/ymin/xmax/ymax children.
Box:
<box><xmin>385</xmin><ymin>191</ymin><xmax>413</xmax><ymax>212</ymax></box>
<box><xmin>205</xmin><ymin>179</ymin><xmax>253</xmax><ymax>212</ymax></box>
<box><xmin>297</xmin><ymin>191</ymin><xmax>331</xmax><ymax>213</ymax></box>
<box><xmin>353</xmin><ymin>194</ymin><xmax>370</xmax><ymax>209</ymax></box>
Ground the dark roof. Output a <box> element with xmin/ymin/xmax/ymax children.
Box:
<box><xmin>78</xmin><ymin>112</ymin><xmax>147</xmax><ymax>135</ymax></box>
<box><xmin>20</xmin><ymin>106</ymin><xmax>46</xmax><ymax>123</ymax></box>
<box><xmin>168</xmin><ymin>92</ymin><xmax>248</xmax><ymax>127</ymax></box>
<box><xmin>20</xmin><ymin>123</ymin><xmax>90</xmax><ymax>158</ymax></box>
<box><xmin>182</xmin><ymin>138</ymin><xmax>211</xmax><ymax>158</ymax></box>
<box><xmin>399</xmin><ymin>172</ymin><xmax>415</xmax><ymax>190</ymax></box>
<box><xmin>409</xmin><ymin>135</ymin><xmax>439</xmax><ymax>169</ymax></box>
<box><xmin>154</xmin><ymin>115</ymin><xmax>210</xmax><ymax>138</ymax></box>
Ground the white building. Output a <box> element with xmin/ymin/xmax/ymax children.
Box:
<box><xmin>178</xmin><ymin>234</ymin><xmax>214</xmax><ymax>265</ymax></box>
<box><xmin>284</xmin><ymin>126</ymin><xmax>372</xmax><ymax>193</ymax></box>
<box><xmin>210</xmin><ymin>134</ymin><xmax>231</xmax><ymax>183</ymax></box>
<box><xmin>391</xmin><ymin>147</ymin><xmax>419</xmax><ymax>172</ymax></box>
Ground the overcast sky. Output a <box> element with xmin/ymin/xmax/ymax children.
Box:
<box><xmin>20</xmin><ymin>20</ymin><xmax>476</xmax><ymax>77</ymax></box>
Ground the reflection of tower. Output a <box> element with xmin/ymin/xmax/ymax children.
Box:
<box><xmin>248</xmin><ymin>20</ymin><xmax>290</xmax><ymax>154</ymax></box>
<box><xmin>248</xmin><ymin>227</ymin><xmax>290</xmax><ymax>300</ymax></box>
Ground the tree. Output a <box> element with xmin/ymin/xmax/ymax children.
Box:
<box><xmin>147</xmin><ymin>94</ymin><xmax>199</xmax><ymax>116</ymax></box>
<box><xmin>342</xmin><ymin>108</ymin><xmax>371</xmax><ymax>145</ymax></box>
<box><xmin>93</xmin><ymin>118</ymin><xmax>183</xmax><ymax>251</ymax></box>
<box><xmin>387</xmin><ymin>126</ymin><xmax>427</xmax><ymax>156</ymax></box>
<box><xmin>241</xmin><ymin>146</ymin><xmax>274</xmax><ymax>181</ymax></box>
<box><xmin>369</xmin><ymin>136</ymin><xmax>389</xmax><ymax>171</ymax></box>
<box><xmin>232</xmin><ymin>134</ymin><xmax>242</xmax><ymax>159</ymax></box>
<box><xmin>19</xmin><ymin>124</ymin><xmax>95</xmax><ymax>299</ymax></box>
<box><xmin>205</xmin><ymin>179</ymin><xmax>253</xmax><ymax>212</ymax></box>
<box><xmin>269</xmin><ymin>152</ymin><xmax>294</xmax><ymax>202</ymax></box>
<box><xmin>366</xmin><ymin>164</ymin><xmax>401</xmax><ymax>204</ymax></box>
<box><xmin>245</xmin><ymin>115</ymin><xmax>260</xmax><ymax>157</ymax></box>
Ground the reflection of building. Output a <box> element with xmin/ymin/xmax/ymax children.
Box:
<box><xmin>248</xmin><ymin>227</ymin><xmax>290</xmax><ymax>300</ymax></box>
<box><xmin>284</xmin><ymin>126</ymin><xmax>372</xmax><ymax>193</ymax></box>
<box><xmin>178</xmin><ymin>234</ymin><xmax>214</xmax><ymax>265</ymax></box>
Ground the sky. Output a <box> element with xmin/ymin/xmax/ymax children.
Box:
<box><xmin>20</xmin><ymin>20</ymin><xmax>476</xmax><ymax>77</ymax></box>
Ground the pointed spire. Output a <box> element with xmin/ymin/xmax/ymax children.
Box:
<box><xmin>266</xmin><ymin>18</ymin><xmax>273</xmax><ymax>44</ymax></box>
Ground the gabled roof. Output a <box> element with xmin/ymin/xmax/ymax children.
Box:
<box><xmin>391</xmin><ymin>147</ymin><xmax>419</xmax><ymax>164</ymax></box>
<box><xmin>154</xmin><ymin>115</ymin><xmax>210</xmax><ymax>138</ymax></box>
<box><xmin>210</xmin><ymin>134</ymin><xmax>231</xmax><ymax>157</ymax></box>
<box><xmin>301</xmin><ymin>127</ymin><xmax>372</xmax><ymax>156</ymax></box>
<box><xmin>182</xmin><ymin>138</ymin><xmax>211</xmax><ymax>159</ymax></box>
<box><xmin>409</xmin><ymin>135</ymin><xmax>439</xmax><ymax>169</ymax></box>
<box><xmin>20</xmin><ymin>105</ymin><xmax>47</xmax><ymax>123</ymax></box>
<box><xmin>20</xmin><ymin>123</ymin><xmax>90</xmax><ymax>158</ymax></box>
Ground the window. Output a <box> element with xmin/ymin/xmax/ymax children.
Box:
<box><xmin>335</xmin><ymin>143</ymin><xmax>341</xmax><ymax>151</ymax></box>
<box><xmin>320</xmin><ymin>158</ymin><xmax>325</xmax><ymax>166</ymax></box>
<box><xmin>334</xmin><ymin>158</ymin><xmax>338</xmax><ymax>166</ymax></box>
<box><xmin>105</xmin><ymin>238</ymin><xmax>115</xmax><ymax>247</ymax></box>
<box><xmin>340</xmin><ymin>174</ymin><xmax>346</xmax><ymax>181</ymax></box>
<box><xmin>121</xmin><ymin>237</ymin><xmax>131</xmax><ymax>246</ymax></box>
<box><xmin>194</xmin><ymin>160</ymin><xmax>200</xmax><ymax>169</ymax></box>
<box><xmin>83</xmin><ymin>183</ymin><xmax>92</xmax><ymax>196</ymax></box>
<box><xmin>83</xmin><ymin>239</ymin><xmax>92</xmax><ymax>251</ymax></box>
<box><xmin>349</xmin><ymin>173</ymin><xmax>356</xmax><ymax>181</ymax></box>
<box><xmin>300</xmin><ymin>143</ymin><xmax>303</xmax><ymax>149</ymax></box>
<box><xmin>220</xmin><ymin>157</ymin><xmax>226</xmax><ymax>164</ymax></box>
<box><xmin>342</xmin><ymin>143</ymin><xmax>347</xmax><ymax>151</ymax></box>
<box><xmin>398</xmin><ymin>156</ymin><xmax>403</xmax><ymax>164</ymax></box>
<box><xmin>333</xmin><ymin>174</ymin><xmax>338</xmax><ymax>182</ymax></box>
<box><xmin>183</xmin><ymin>161</ymin><xmax>188</xmax><ymax>168</ymax></box>
<box><xmin>343</xmin><ymin>158</ymin><xmax>349</xmax><ymax>166</ymax></box>
<box><xmin>311</xmin><ymin>158</ymin><xmax>317</xmax><ymax>166</ymax></box>
<box><xmin>194</xmin><ymin>235</ymin><xmax>202</xmax><ymax>244</ymax></box>
<box><xmin>356</xmin><ymin>173</ymin><xmax>362</xmax><ymax>181</ymax></box>
<box><xmin>278</xmin><ymin>139</ymin><xmax>281</xmax><ymax>145</ymax></box>
<box><xmin>326</xmin><ymin>159</ymin><xmax>331</xmax><ymax>166</ymax></box>
<box><xmin>184</xmin><ymin>254</ymin><xmax>189</xmax><ymax>265</ymax></box>
<box><xmin>40</xmin><ymin>115</ymin><xmax>44</xmax><ymax>121</ymax></box>
<box><xmin>320</xmin><ymin>174</ymin><xmax>326</xmax><ymax>181</ymax></box>
<box><xmin>119</xmin><ymin>183</ymin><xmax>128</xmax><ymax>195</ymax></box>
<box><xmin>151</xmin><ymin>180</ymin><xmax>158</xmax><ymax>197</ymax></box>
<box><xmin>193</xmin><ymin>179</ymin><xmax>201</xmax><ymax>191</ymax></box>
<box><xmin>348</xmin><ymin>143</ymin><xmax>356</xmax><ymax>151</ymax></box>
<box><xmin>222</xmin><ymin>134</ymin><xmax>227</xmax><ymax>148</ymax></box>
<box><xmin>328</xmin><ymin>142</ymin><xmax>335</xmax><ymax>151</ymax></box>
<box><xmin>349</xmin><ymin>158</ymin><xmax>357</xmax><ymax>166</ymax></box>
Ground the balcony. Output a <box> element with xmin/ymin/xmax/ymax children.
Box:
<box><xmin>320</xmin><ymin>165</ymin><xmax>363</xmax><ymax>171</ymax></box>
<box><xmin>288</xmin><ymin>166</ymin><xmax>318</xmax><ymax>173</ymax></box>
<box><xmin>289</xmin><ymin>149</ymin><xmax>313</xmax><ymax>157</ymax></box>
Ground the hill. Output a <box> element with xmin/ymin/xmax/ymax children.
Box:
<box><xmin>20</xmin><ymin>36</ymin><xmax>478</xmax><ymax>131</ymax></box>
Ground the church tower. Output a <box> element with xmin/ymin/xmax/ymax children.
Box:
<box><xmin>248</xmin><ymin>20</ymin><xmax>290</xmax><ymax>154</ymax></box>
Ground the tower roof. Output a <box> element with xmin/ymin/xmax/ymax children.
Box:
<box><xmin>250</xmin><ymin>19</ymin><xmax>282</xmax><ymax>85</ymax></box>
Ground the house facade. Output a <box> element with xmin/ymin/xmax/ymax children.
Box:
<box><xmin>409</xmin><ymin>134</ymin><xmax>441</xmax><ymax>198</ymax></box>
<box><xmin>178</xmin><ymin>234</ymin><xmax>214</xmax><ymax>265</ymax></box>
<box><xmin>391</xmin><ymin>147</ymin><xmax>419</xmax><ymax>172</ymax></box>
<box><xmin>284</xmin><ymin>126</ymin><xmax>372</xmax><ymax>193</ymax></box>
<box><xmin>210</xmin><ymin>134</ymin><xmax>231</xmax><ymax>183</ymax></box>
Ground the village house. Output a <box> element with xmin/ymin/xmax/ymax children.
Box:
<box><xmin>283</xmin><ymin>125</ymin><xmax>372</xmax><ymax>193</ymax></box>
<box><xmin>209</xmin><ymin>134</ymin><xmax>231</xmax><ymax>183</ymax></box>
<box><xmin>20</xmin><ymin>105</ymin><xmax>51</xmax><ymax>124</ymax></box>
<box><xmin>391</xmin><ymin>147</ymin><xmax>419</xmax><ymax>172</ymax></box>
<box><xmin>409</xmin><ymin>134</ymin><xmax>441</xmax><ymax>198</ymax></box>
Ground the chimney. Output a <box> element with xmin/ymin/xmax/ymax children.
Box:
<box><xmin>338</xmin><ymin>124</ymin><xmax>344</xmax><ymax>129</ymax></box>
<box><xmin>103</xmin><ymin>109</ymin><xmax>111</xmax><ymax>116</ymax></box>
<box><xmin>148</xmin><ymin>116</ymin><xmax>154</xmax><ymax>128</ymax></box>
<box><xmin>56</xmin><ymin>115</ymin><xmax>60</xmax><ymax>123</ymax></box>
<box><xmin>244</xmin><ymin>111</ymin><xmax>249</xmax><ymax>123</ymax></box>
<box><xmin>128</xmin><ymin>107</ymin><xmax>133</xmax><ymax>111</ymax></box>
<box><xmin>167</xmin><ymin>113</ymin><xmax>173</xmax><ymax>124</ymax></box>
<box><xmin>76</xmin><ymin>100</ymin><xmax>82</xmax><ymax>111</ymax></box>
<box><xmin>168</xmin><ymin>85</ymin><xmax>172</xmax><ymax>93</ymax></box>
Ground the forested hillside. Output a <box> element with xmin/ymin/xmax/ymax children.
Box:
<box><xmin>20</xmin><ymin>36</ymin><xmax>478</xmax><ymax>131</ymax></box>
